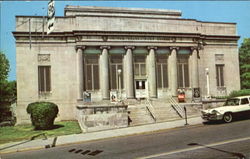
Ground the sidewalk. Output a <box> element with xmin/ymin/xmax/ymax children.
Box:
<box><xmin>0</xmin><ymin>116</ymin><xmax>203</xmax><ymax>154</ymax></box>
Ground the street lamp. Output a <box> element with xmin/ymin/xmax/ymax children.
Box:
<box><xmin>117</xmin><ymin>69</ymin><xmax>122</xmax><ymax>101</ymax></box>
<box><xmin>205</xmin><ymin>68</ymin><xmax>210</xmax><ymax>99</ymax></box>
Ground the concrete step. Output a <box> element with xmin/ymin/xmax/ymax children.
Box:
<box><xmin>128</xmin><ymin>105</ymin><xmax>155</xmax><ymax>126</ymax></box>
<box><xmin>150</xmin><ymin>100</ymin><xmax>182</xmax><ymax>122</ymax></box>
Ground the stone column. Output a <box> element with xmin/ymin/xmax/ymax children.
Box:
<box><xmin>191</xmin><ymin>47</ymin><xmax>199</xmax><ymax>88</ymax></box>
<box><xmin>124</xmin><ymin>46</ymin><xmax>135</xmax><ymax>99</ymax></box>
<box><xmin>75</xmin><ymin>45</ymin><xmax>85</xmax><ymax>100</ymax></box>
<box><xmin>100</xmin><ymin>46</ymin><xmax>110</xmax><ymax>100</ymax></box>
<box><xmin>147</xmin><ymin>46</ymin><xmax>157</xmax><ymax>98</ymax></box>
<box><xmin>169</xmin><ymin>47</ymin><xmax>179</xmax><ymax>96</ymax></box>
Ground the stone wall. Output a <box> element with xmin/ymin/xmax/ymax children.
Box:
<box><xmin>15</xmin><ymin>43</ymin><xmax>78</xmax><ymax>124</ymax></box>
<box><xmin>76</xmin><ymin>104</ymin><xmax>128</xmax><ymax>132</ymax></box>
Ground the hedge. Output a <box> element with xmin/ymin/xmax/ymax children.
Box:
<box><xmin>26</xmin><ymin>102</ymin><xmax>58</xmax><ymax>130</ymax></box>
<box><xmin>228</xmin><ymin>89</ymin><xmax>250</xmax><ymax>98</ymax></box>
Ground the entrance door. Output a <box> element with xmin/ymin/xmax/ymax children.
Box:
<box><xmin>135</xmin><ymin>80</ymin><xmax>147</xmax><ymax>99</ymax></box>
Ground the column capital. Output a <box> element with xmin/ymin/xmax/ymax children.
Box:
<box><xmin>75</xmin><ymin>45</ymin><xmax>85</xmax><ymax>51</ymax></box>
<box><xmin>100</xmin><ymin>46</ymin><xmax>111</xmax><ymax>50</ymax></box>
<box><xmin>190</xmin><ymin>46</ymin><xmax>200</xmax><ymax>58</ymax></box>
<box><xmin>124</xmin><ymin>46</ymin><xmax>135</xmax><ymax>50</ymax></box>
<box><xmin>170</xmin><ymin>46</ymin><xmax>179</xmax><ymax>51</ymax></box>
<box><xmin>147</xmin><ymin>46</ymin><xmax>157</xmax><ymax>50</ymax></box>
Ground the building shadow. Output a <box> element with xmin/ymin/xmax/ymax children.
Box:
<box><xmin>187</xmin><ymin>142</ymin><xmax>246</xmax><ymax>159</ymax></box>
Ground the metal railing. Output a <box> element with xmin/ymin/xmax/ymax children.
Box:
<box><xmin>145</xmin><ymin>99</ymin><xmax>157</xmax><ymax>122</ymax></box>
<box><xmin>168</xmin><ymin>97</ymin><xmax>185</xmax><ymax>118</ymax></box>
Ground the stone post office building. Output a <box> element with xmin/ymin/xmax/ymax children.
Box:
<box><xmin>13</xmin><ymin>6</ymin><xmax>240</xmax><ymax>124</ymax></box>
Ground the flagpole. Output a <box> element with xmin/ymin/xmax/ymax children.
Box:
<box><xmin>42</xmin><ymin>8</ymin><xmax>45</xmax><ymax>39</ymax></box>
<box><xmin>29</xmin><ymin>18</ymin><xmax>31</xmax><ymax>49</ymax></box>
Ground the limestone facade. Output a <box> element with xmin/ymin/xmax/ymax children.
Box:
<box><xmin>13</xmin><ymin>6</ymin><xmax>240</xmax><ymax>124</ymax></box>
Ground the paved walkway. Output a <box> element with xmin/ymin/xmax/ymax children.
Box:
<box><xmin>0</xmin><ymin>116</ymin><xmax>203</xmax><ymax>154</ymax></box>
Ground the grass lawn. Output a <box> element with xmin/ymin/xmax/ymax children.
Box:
<box><xmin>0</xmin><ymin>121</ymin><xmax>82</xmax><ymax>145</ymax></box>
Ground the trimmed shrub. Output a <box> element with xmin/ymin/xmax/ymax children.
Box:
<box><xmin>228</xmin><ymin>89</ymin><xmax>250</xmax><ymax>98</ymax></box>
<box><xmin>26</xmin><ymin>102</ymin><xmax>59</xmax><ymax>130</ymax></box>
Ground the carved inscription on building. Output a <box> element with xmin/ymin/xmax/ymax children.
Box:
<box><xmin>81</xmin><ymin>35</ymin><xmax>172</xmax><ymax>42</ymax></box>
<box><xmin>108</xmin><ymin>36</ymin><xmax>171</xmax><ymax>41</ymax></box>
<box><xmin>215</xmin><ymin>54</ymin><xmax>224</xmax><ymax>61</ymax></box>
<box><xmin>38</xmin><ymin>54</ymin><xmax>50</xmax><ymax>62</ymax></box>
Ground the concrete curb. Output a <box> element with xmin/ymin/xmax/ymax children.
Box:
<box><xmin>0</xmin><ymin>117</ymin><xmax>203</xmax><ymax>154</ymax></box>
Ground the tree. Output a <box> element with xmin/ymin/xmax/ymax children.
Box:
<box><xmin>0</xmin><ymin>51</ymin><xmax>10</xmax><ymax>82</ymax></box>
<box><xmin>0</xmin><ymin>80</ymin><xmax>16</xmax><ymax>101</ymax></box>
<box><xmin>0</xmin><ymin>51</ymin><xmax>16</xmax><ymax>101</ymax></box>
<box><xmin>239</xmin><ymin>38</ymin><xmax>250</xmax><ymax>89</ymax></box>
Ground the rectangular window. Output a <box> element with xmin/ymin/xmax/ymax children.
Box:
<box><xmin>93</xmin><ymin>65</ymin><xmax>99</xmax><ymax>90</ymax></box>
<box><xmin>178</xmin><ymin>64</ymin><xmax>184</xmax><ymax>88</ymax></box>
<box><xmin>134</xmin><ymin>64</ymin><xmax>140</xmax><ymax>76</ymax></box>
<box><xmin>85</xmin><ymin>55</ymin><xmax>100</xmax><ymax>91</ymax></box>
<box><xmin>156</xmin><ymin>55</ymin><xmax>168</xmax><ymax>89</ymax></box>
<box><xmin>110</xmin><ymin>55</ymin><xmax>123</xmax><ymax>90</ymax></box>
<box><xmin>134</xmin><ymin>55</ymin><xmax>146</xmax><ymax>77</ymax></box>
<box><xmin>216</xmin><ymin>65</ymin><xmax>224</xmax><ymax>87</ymax></box>
<box><xmin>157</xmin><ymin>65</ymin><xmax>162</xmax><ymax>88</ymax></box>
<box><xmin>177</xmin><ymin>55</ymin><xmax>190</xmax><ymax>88</ymax></box>
<box><xmin>162</xmin><ymin>64</ymin><xmax>168</xmax><ymax>88</ymax></box>
<box><xmin>38</xmin><ymin>66</ymin><xmax>51</xmax><ymax>93</ymax></box>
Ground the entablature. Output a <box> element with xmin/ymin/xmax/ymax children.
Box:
<box><xmin>12</xmin><ymin>30</ymin><xmax>239</xmax><ymax>46</ymax></box>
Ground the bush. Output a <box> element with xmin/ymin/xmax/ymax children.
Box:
<box><xmin>228</xmin><ymin>89</ymin><xmax>250</xmax><ymax>98</ymax></box>
<box><xmin>26</xmin><ymin>102</ymin><xmax>58</xmax><ymax>130</ymax></box>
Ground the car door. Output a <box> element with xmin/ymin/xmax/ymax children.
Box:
<box><xmin>238</xmin><ymin>98</ymin><xmax>250</xmax><ymax>115</ymax></box>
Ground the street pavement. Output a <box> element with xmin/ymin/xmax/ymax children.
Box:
<box><xmin>2</xmin><ymin>117</ymin><xmax>250</xmax><ymax>159</ymax></box>
<box><xmin>0</xmin><ymin>116</ymin><xmax>202</xmax><ymax>154</ymax></box>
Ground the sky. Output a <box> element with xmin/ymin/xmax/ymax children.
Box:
<box><xmin>0</xmin><ymin>1</ymin><xmax>250</xmax><ymax>81</ymax></box>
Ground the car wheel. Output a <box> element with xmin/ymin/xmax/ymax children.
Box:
<box><xmin>223</xmin><ymin>113</ymin><xmax>233</xmax><ymax>123</ymax></box>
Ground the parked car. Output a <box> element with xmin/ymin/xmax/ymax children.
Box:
<box><xmin>201</xmin><ymin>95</ymin><xmax>250</xmax><ymax>123</ymax></box>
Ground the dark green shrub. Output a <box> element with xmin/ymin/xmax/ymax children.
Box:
<box><xmin>211</xmin><ymin>96</ymin><xmax>228</xmax><ymax>99</ymax></box>
<box><xmin>26</xmin><ymin>102</ymin><xmax>58</xmax><ymax>130</ymax></box>
<box><xmin>228</xmin><ymin>89</ymin><xmax>250</xmax><ymax>98</ymax></box>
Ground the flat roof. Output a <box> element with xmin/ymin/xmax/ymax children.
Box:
<box><xmin>64</xmin><ymin>5</ymin><xmax>182</xmax><ymax>16</ymax></box>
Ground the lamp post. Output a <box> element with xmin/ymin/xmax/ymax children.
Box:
<box><xmin>117</xmin><ymin>69</ymin><xmax>122</xmax><ymax>101</ymax></box>
<box><xmin>205</xmin><ymin>68</ymin><xmax>210</xmax><ymax>99</ymax></box>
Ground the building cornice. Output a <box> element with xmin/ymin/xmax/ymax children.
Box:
<box><xmin>64</xmin><ymin>6</ymin><xmax>182</xmax><ymax>17</ymax></box>
<box><xmin>12</xmin><ymin>31</ymin><xmax>240</xmax><ymax>43</ymax></box>
<box><xmin>15</xmin><ymin>15</ymin><xmax>237</xmax><ymax>25</ymax></box>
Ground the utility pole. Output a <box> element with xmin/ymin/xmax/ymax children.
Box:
<box><xmin>42</xmin><ymin>7</ymin><xmax>45</xmax><ymax>39</ymax></box>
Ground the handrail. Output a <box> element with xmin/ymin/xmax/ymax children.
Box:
<box><xmin>145</xmin><ymin>99</ymin><xmax>157</xmax><ymax>122</ymax></box>
<box><xmin>168</xmin><ymin>97</ymin><xmax>184</xmax><ymax>118</ymax></box>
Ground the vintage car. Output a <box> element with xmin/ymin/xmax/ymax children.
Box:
<box><xmin>201</xmin><ymin>95</ymin><xmax>250</xmax><ymax>123</ymax></box>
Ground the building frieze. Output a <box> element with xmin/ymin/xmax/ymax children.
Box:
<box><xmin>13</xmin><ymin>31</ymin><xmax>239</xmax><ymax>47</ymax></box>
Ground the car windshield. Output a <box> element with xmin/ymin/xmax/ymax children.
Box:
<box><xmin>224</xmin><ymin>99</ymin><xmax>240</xmax><ymax>106</ymax></box>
